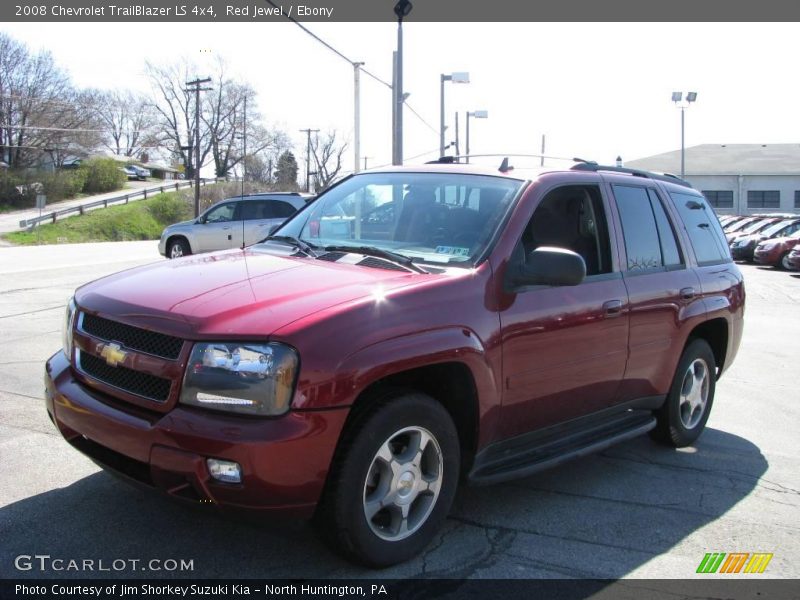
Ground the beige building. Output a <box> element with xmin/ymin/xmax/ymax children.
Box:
<box><xmin>626</xmin><ymin>144</ymin><xmax>800</xmax><ymax>215</ymax></box>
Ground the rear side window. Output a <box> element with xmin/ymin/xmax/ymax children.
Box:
<box><xmin>613</xmin><ymin>186</ymin><xmax>661</xmax><ymax>271</ymax></box>
<box><xmin>266</xmin><ymin>200</ymin><xmax>298</xmax><ymax>219</ymax></box>
<box><xmin>241</xmin><ymin>201</ymin><xmax>269</xmax><ymax>221</ymax></box>
<box><xmin>647</xmin><ymin>189</ymin><xmax>683</xmax><ymax>267</ymax></box>
<box><xmin>670</xmin><ymin>192</ymin><xmax>731</xmax><ymax>265</ymax></box>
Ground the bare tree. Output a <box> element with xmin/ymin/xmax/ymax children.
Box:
<box><xmin>146</xmin><ymin>59</ymin><xmax>212</xmax><ymax>179</ymax></box>
<box><xmin>311</xmin><ymin>130</ymin><xmax>348</xmax><ymax>191</ymax></box>
<box><xmin>91</xmin><ymin>89</ymin><xmax>158</xmax><ymax>158</ymax></box>
<box><xmin>0</xmin><ymin>33</ymin><xmax>97</xmax><ymax>169</ymax></box>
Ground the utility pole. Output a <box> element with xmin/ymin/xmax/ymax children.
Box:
<box><xmin>353</xmin><ymin>62</ymin><xmax>364</xmax><ymax>173</ymax></box>
<box><xmin>299</xmin><ymin>128</ymin><xmax>319</xmax><ymax>193</ymax></box>
<box><xmin>185</xmin><ymin>77</ymin><xmax>212</xmax><ymax>218</ymax></box>
<box><xmin>454</xmin><ymin>112</ymin><xmax>460</xmax><ymax>158</ymax></box>
<box><xmin>242</xmin><ymin>94</ymin><xmax>247</xmax><ymax>185</ymax></box>
<box><xmin>541</xmin><ymin>134</ymin><xmax>546</xmax><ymax>166</ymax></box>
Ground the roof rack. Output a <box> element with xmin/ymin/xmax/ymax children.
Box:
<box><xmin>570</xmin><ymin>161</ymin><xmax>693</xmax><ymax>188</ymax></box>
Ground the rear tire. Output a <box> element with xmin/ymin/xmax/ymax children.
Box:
<box><xmin>314</xmin><ymin>392</ymin><xmax>460</xmax><ymax>568</ymax></box>
<box><xmin>167</xmin><ymin>238</ymin><xmax>191</xmax><ymax>259</ymax></box>
<box><xmin>650</xmin><ymin>339</ymin><xmax>716</xmax><ymax>447</ymax></box>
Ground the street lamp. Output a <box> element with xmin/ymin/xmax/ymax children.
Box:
<box><xmin>393</xmin><ymin>0</ymin><xmax>412</xmax><ymax>165</ymax></box>
<box><xmin>465</xmin><ymin>110</ymin><xmax>488</xmax><ymax>164</ymax></box>
<box><xmin>672</xmin><ymin>91</ymin><xmax>697</xmax><ymax>178</ymax></box>
<box><xmin>440</xmin><ymin>71</ymin><xmax>469</xmax><ymax>157</ymax></box>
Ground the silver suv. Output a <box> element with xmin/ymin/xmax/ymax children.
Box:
<box><xmin>158</xmin><ymin>193</ymin><xmax>313</xmax><ymax>259</ymax></box>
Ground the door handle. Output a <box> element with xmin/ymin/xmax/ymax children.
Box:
<box><xmin>602</xmin><ymin>299</ymin><xmax>623</xmax><ymax>317</ymax></box>
<box><xmin>680</xmin><ymin>287</ymin><xmax>696</xmax><ymax>300</ymax></box>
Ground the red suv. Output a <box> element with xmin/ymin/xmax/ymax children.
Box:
<box><xmin>45</xmin><ymin>161</ymin><xmax>744</xmax><ymax>567</ymax></box>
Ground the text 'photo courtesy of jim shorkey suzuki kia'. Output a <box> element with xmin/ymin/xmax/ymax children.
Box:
<box><xmin>46</xmin><ymin>158</ymin><xmax>744</xmax><ymax>567</ymax></box>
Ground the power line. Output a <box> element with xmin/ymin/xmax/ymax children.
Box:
<box><xmin>264</xmin><ymin>0</ymin><xmax>391</xmax><ymax>90</ymax></box>
<box><xmin>264</xmin><ymin>0</ymin><xmax>437</xmax><ymax>139</ymax></box>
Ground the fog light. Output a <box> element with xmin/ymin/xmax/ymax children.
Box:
<box><xmin>207</xmin><ymin>458</ymin><xmax>242</xmax><ymax>483</ymax></box>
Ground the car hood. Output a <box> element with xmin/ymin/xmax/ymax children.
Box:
<box><xmin>75</xmin><ymin>248</ymin><xmax>429</xmax><ymax>338</ymax></box>
<box><xmin>164</xmin><ymin>219</ymin><xmax>195</xmax><ymax>230</ymax></box>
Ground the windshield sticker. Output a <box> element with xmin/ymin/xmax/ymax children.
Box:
<box><xmin>435</xmin><ymin>246</ymin><xmax>470</xmax><ymax>257</ymax></box>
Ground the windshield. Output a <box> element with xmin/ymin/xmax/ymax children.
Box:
<box><xmin>265</xmin><ymin>172</ymin><xmax>523</xmax><ymax>267</ymax></box>
<box><xmin>726</xmin><ymin>218</ymin><xmax>757</xmax><ymax>233</ymax></box>
<box><xmin>741</xmin><ymin>219</ymin><xmax>774</xmax><ymax>234</ymax></box>
<box><xmin>762</xmin><ymin>220</ymin><xmax>797</xmax><ymax>237</ymax></box>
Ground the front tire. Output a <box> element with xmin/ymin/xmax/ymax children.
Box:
<box><xmin>167</xmin><ymin>238</ymin><xmax>191</xmax><ymax>259</ymax></box>
<box><xmin>779</xmin><ymin>251</ymin><xmax>792</xmax><ymax>271</ymax></box>
<box><xmin>314</xmin><ymin>392</ymin><xmax>460</xmax><ymax>568</ymax></box>
<box><xmin>651</xmin><ymin>339</ymin><xmax>716</xmax><ymax>447</ymax></box>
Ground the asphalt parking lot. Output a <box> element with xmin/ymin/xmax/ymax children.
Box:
<box><xmin>0</xmin><ymin>242</ymin><xmax>798</xmax><ymax>580</ymax></box>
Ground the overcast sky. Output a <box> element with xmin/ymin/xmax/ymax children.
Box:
<box><xmin>4</xmin><ymin>22</ymin><xmax>800</xmax><ymax>176</ymax></box>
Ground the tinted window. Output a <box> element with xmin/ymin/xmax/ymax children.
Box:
<box><xmin>670</xmin><ymin>192</ymin><xmax>731</xmax><ymax>265</ymax></box>
<box><xmin>613</xmin><ymin>186</ymin><xmax>662</xmax><ymax>271</ymax></box>
<box><xmin>267</xmin><ymin>201</ymin><xmax>298</xmax><ymax>219</ymax></box>
<box><xmin>795</xmin><ymin>191</ymin><xmax>800</xmax><ymax>209</ymax></box>
<box><xmin>648</xmin><ymin>189</ymin><xmax>683</xmax><ymax>267</ymax></box>
<box><xmin>240</xmin><ymin>201</ymin><xmax>269</xmax><ymax>221</ymax></box>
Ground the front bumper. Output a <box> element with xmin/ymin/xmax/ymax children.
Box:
<box><xmin>753</xmin><ymin>247</ymin><xmax>781</xmax><ymax>265</ymax></box>
<box><xmin>45</xmin><ymin>351</ymin><xmax>348</xmax><ymax>517</ymax></box>
<box><xmin>731</xmin><ymin>245</ymin><xmax>756</xmax><ymax>261</ymax></box>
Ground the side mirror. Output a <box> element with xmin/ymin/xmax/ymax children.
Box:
<box><xmin>512</xmin><ymin>247</ymin><xmax>586</xmax><ymax>287</ymax></box>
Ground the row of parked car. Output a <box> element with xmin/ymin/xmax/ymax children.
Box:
<box><xmin>721</xmin><ymin>213</ymin><xmax>800</xmax><ymax>270</ymax></box>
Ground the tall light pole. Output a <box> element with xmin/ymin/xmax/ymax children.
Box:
<box><xmin>465</xmin><ymin>110</ymin><xmax>488</xmax><ymax>164</ymax></box>
<box><xmin>439</xmin><ymin>72</ymin><xmax>469</xmax><ymax>158</ymax></box>
<box><xmin>353</xmin><ymin>62</ymin><xmax>364</xmax><ymax>173</ymax></box>
<box><xmin>672</xmin><ymin>91</ymin><xmax>697</xmax><ymax>179</ymax></box>
<box><xmin>393</xmin><ymin>0</ymin><xmax>412</xmax><ymax>165</ymax></box>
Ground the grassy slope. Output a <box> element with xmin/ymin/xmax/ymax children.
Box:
<box><xmin>3</xmin><ymin>192</ymin><xmax>190</xmax><ymax>245</ymax></box>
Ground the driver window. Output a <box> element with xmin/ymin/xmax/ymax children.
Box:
<box><xmin>516</xmin><ymin>185</ymin><xmax>612</xmax><ymax>277</ymax></box>
<box><xmin>205</xmin><ymin>202</ymin><xmax>236</xmax><ymax>223</ymax></box>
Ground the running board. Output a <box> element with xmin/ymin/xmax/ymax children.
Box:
<box><xmin>468</xmin><ymin>410</ymin><xmax>656</xmax><ymax>486</ymax></box>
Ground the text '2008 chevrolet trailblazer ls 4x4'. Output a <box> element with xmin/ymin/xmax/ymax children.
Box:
<box><xmin>46</xmin><ymin>160</ymin><xmax>744</xmax><ymax>567</ymax></box>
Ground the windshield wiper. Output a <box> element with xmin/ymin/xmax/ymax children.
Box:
<box><xmin>324</xmin><ymin>245</ymin><xmax>427</xmax><ymax>274</ymax></box>
<box><xmin>262</xmin><ymin>235</ymin><xmax>318</xmax><ymax>257</ymax></box>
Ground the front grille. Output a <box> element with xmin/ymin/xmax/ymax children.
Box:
<box><xmin>81</xmin><ymin>313</ymin><xmax>183</xmax><ymax>360</ymax></box>
<box><xmin>79</xmin><ymin>351</ymin><xmax>171</xmax><ymax>403</ymax></box>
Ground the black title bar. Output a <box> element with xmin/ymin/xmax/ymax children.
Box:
<box><xmin>4</xmin><ymin>0</ymin><xmax>800</xmax><ymax>22</ymax></box>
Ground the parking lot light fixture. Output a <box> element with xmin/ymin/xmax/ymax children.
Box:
<box><xmin>465</xmin><ymin>109</ymin><xmax>488</xmax><ymax>164</ymax></box>
<box><xmin>672</xmin><ymin>91</ymin><xmax>698</xmax><ymax>178</ymax></box>
<box><xmin>440</xmin><ymin>71</ymin><xmax>470</xmax><ymax>157</ymax></box>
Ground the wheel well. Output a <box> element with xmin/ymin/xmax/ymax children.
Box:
<box><xmin>167</xmin><ymin>235</ymin><xmax>190</xmax><ymax>251</ymax></box>
<box><xmin>347</xmin><ymin>362</ymin><xmax>479</xmax><ymax>473</ymax></box>
<box><xmin>688</xmin><ymin>318</ymin><xmax>728</xmax><ymax>375</ymax></box>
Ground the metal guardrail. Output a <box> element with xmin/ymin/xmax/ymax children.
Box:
<box><xmin>18</xmin><ymin>179</ymin><xmax>215</xmax><ymax>229</ymax></box>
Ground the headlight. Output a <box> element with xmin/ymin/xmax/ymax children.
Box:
<box><xmin>62</xmin><ymin>297</ymin><xmax>77</xmax><ymax>359</ymax></box>
<box><xmin>180</xmin><ymin>342</ymin><xmax>299</xmax><ymax>416</ymax></box>
<box><xmin>760</xmin><ymin>242</ymin><xmax>776</xmax><ymax>251</ymax></box>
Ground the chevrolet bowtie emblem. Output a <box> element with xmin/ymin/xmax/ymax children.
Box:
<box><xmin>97</xmin><ymin>342</ymin><xmax>127</xmax><ymax>367</ymax></box>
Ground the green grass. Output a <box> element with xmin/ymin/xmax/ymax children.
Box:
<box><xmin>3</xmin><ymin>192</ymin><xmax>192</xmax><ymax>245</ymax></box>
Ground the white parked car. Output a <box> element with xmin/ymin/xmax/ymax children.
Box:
<box><xmin>158</xmin><ymin>193</ymin><xmax>314</xmax><ymax>259</ymax></box>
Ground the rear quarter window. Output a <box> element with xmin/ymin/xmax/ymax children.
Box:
<box><xmin>669</xmin><ymin>191</ymin><xmax>731</xmax><ymax>265</ymax></box>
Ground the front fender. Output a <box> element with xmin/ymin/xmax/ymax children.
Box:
<box><xmin>316</xmin><ymin>327</ymin><xmax>501</xmax><ymax>449</ymax></box>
